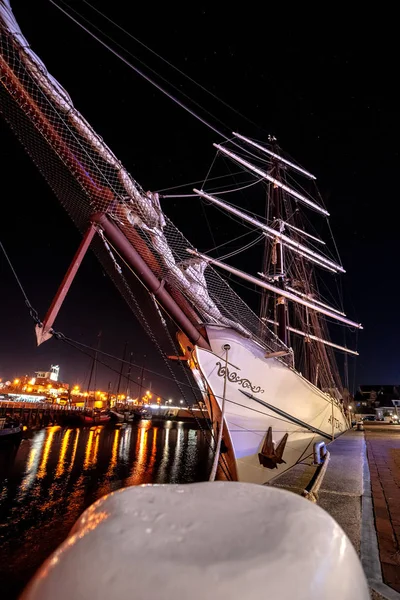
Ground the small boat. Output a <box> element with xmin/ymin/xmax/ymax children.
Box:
<box><xmin>123</xmin><ymin>412</ymin><xmax>135</xmax><ymax>422</ymax></box>
<box><xmin>109</xmin><ymin>410</ymin><xmax>124</xmax><ymax>423</ymax></box>
<box><xmin>79</xmin><ymin>410</ymin><xmax>111</xmax><ymax>426</ymax></box>
<box><xmin>0</xmin><ymin>416</ymin><xmax>22</xmax><ymax>440</ymax></box>
<box><xmin>132</xmin><ymin>407</ymin><xmax>153</xmax><ymax>421</ymax></box>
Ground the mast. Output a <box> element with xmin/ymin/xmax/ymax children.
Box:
<box><xmin>126</xmin><ymin>351</ymin><xmax>133</xmax><ymax>398</ymax></box>
<box><xmin>259</xmin><ymin>135</ymin><xmax>272</xmax><ymax>333</ymax></box>
<box><xmin>194</xmin><ymin>133</ymin><xmax>359</xmax><ymax>390</ymax></box>
<box><xmin>304</xmin><ymin>308</ymin><xmax>312</xmax><ymax>382</ymax></box>
<box><xmin>138</xmin><ymin>355</ymin><xmax>146</xmax><ymax>404</ymax></box>
<box><xmin>93</xmin><ymin>331</ymin><xmax>101</xmax><ymax>399</ymax></box>
<box><xmin>107</xmin><ymin>380</ymin><xmax>112</xmax><ymax>407</ymax></box>
<box><xmin>86</xmin><ymin>331</ymin><xmax>101</xmax><ymax>409</ymax></box>
<box><xmin>86</xmin><ymin>355</ymin><xmax>95</xmax><ymax>410</ymax></box>
<box><xmin>269</xmin><ymin>138</ymin><xmax>287</xmax><ymax>346</ymax></box>
<box><xmin>116</xmin><ymin>341</ymin><xmax>128</xmax><ymax>401</ymax></box>
<box><xmin>198</xmin><ymin>136</ymin><xmax>350</xmax><ymax>389</ymax></box>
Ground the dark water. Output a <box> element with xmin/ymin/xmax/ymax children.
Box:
<box><xmin>0</xmin><ymin>421</ymin><xmax>212</xmax><ymax>598</ymax></box>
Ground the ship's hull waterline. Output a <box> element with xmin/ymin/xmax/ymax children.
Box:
<box><xmin>194</xmin><ymin>326</ymin><xmax>349</xmax><ymax>485</ymax></box>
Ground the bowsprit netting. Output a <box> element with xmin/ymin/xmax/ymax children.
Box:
<box><xmin>0</xmin><ymin>2</ymin><xmax>288</xmax><ymax>359</ymax></box>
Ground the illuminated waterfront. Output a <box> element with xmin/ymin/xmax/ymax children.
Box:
<box><xmin>0</xmin><ymin>422</ymin><xmax>212</xmax><ymax>598</ymax></box>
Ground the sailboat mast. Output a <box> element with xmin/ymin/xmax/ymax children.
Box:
<box><xmin>107</xmin><ymin>381</ymin><xmax>112</xmax><ymax>407</ymax></box>
<box><xmin>259</xmin><ymin>180</ymin><xmax>270</xmax><ymax>329</ymax></box>
<box><xmin>116</xmin><ymin>341</ymin><xmax>128</xmax><ymax>400</ymax></box>
<box><xmin>304</xmin><ymin>308</ymin><xmax>312</xmax><ymax>382</ymax></box>
<box><xmin>270</xmin><ymin>139</ymin><xmax>288</xmax><ymax>347</ymax></box>
<box><xmin>86</xmin><ymin>356</ymin><xmax>95</xmax><ymax>410</ymax></box>
<box><xmin>138</xmin><ymin>356</ymin><xmax>146</xmax><ymax>404</ymax></box>
<box><xmin>126</xmin><ymin>351</ymin><xmax>133</xmax><ymax>398</ymax></box>
<box><xmin>86</xmin><ymin>331</ymin><xmax>101</xmax><ymax>409</ymax></box>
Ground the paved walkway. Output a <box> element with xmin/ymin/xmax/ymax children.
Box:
<box><xmin>271</xmin><ymin>430</ymin><xmax>364</xmax><ymax>551</ymax></box>
<box><xmin>272</xmin><ymin>426</ymin><xmax>400</xmax><ymax>599</ymax></box>
<box><xmin>366</xmin><ymin>425</ymin><xmax>400</xmax><ymax>593</ymax></box>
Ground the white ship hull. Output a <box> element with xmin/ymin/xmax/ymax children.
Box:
<box><xmin>194</xmin><ymin>326</ymin><xmax>349</xmax><ymax>485</ymax></box>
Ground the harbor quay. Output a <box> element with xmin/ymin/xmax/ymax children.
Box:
<box><xmin>271</xmin><ymin>423</ymin><xmax>400</xmax><ymax>599</ymax></box>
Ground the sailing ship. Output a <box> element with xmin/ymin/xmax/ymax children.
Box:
<box><xmin>79</xmin><ymin>410</ymin><xmax>111</xmax><ymax>426</ymax></box>
<box><xmin>78</xmin><ymin>333</ymin><xmax>111</xmax><ymax>425</ymax></box>
<box><xmin>0</xmin><ymin>1</ymin><xmax>361</xmax><ymax>484</ymax></box>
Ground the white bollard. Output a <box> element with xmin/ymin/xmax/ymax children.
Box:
<box><xmin>21</xmin><ymin>482</ymin><xmax>369</xmax><ymax>600</ymax></box>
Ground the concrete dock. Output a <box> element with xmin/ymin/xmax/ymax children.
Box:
<box><xmin>271</xmin><ymin>425</ymin><xmax>400</xmax><ymax>600</ymax></box>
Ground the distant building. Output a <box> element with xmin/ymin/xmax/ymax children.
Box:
<box><xmin>28</xmin><ymin>365</ymin><xmax>69</xmax><ymax>398</ymax></box>
<box><xmin>356</xmin><ymin>385</ymin><xmax>400</xmax><ymax>417</ymax></box>
<box><xmin>0</xmin><ymin>365</ymin><xmax>69</xmax><ymax>403</ymax></box>
<box><xmin>35</xmin><ymin>365</ymin><xmax>60</xmax><ymax>383</ymax></box>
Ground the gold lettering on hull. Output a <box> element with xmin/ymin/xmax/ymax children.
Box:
<box><xmin>216</xmin><ymin>362</ymin><xmax>265</xmax><ymax>394</ymax></box>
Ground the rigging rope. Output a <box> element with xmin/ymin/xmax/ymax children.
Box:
<box><xmin>155</xmin><ymin>171</ymin><xmax>247</xmax><ymax>193</ymax></box>
<box><xmin>202</xmin><ymin>229</ymin><xmax>255</xmax><ymax>256</ymax></box>
<box><xmin>0</xmin><ymin>239</ymin><xmax>42</xmax><ymax>326</ymax></box>
<box><xmin>216</xmin><ymin>234</ymin><xmax>265</xmax><ymax>262</ymax></box>
<box><xmin>80</xmin><ymin>0</ymin><xmax>264</xmax><ymax>133</ymax></box>
<box><xmin>49</xmin><ymin>0</ymin><xmax>282</xmax><ymax>177</ymax></box>
<box><xmin>161</xmin><ymin>176</ymin><xmax>264</xmax><ymax>198</ymax></box>
<box><xmin>199</xmin><ymin>153</ymin><xmax>219</xmax><ymax>252</ymax></box>
<box><xmin>53</xmin><ymin>0</ymin><xmax>235</xmax><ymax>137</ymax></box>
<box><xmin>49</xmin><ymin>0</ymin><xmax>229</xmax><ymax>141</ymax></box>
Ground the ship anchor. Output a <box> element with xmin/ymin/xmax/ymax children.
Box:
<box><xmin>258</xmin><ymin>427</ymin><xmax>288</xmax><ymax>469</ymax></box>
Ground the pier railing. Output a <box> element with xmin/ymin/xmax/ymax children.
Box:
<box><xmin>0</xmin><ymin>401</ymin><xmax>84</xmax><ymax>410</ymax></box>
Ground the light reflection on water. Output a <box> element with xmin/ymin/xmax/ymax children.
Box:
<box><xmin>125</xmin><ymin>420</ymin><xmax>152</xmax><ymax>486</ymax></box>
<box><xmin>106</xmin><ymin>428</ymin><xmax>120</xmax><ymax>476</ymax></box>
<box><xmin>55</xmin><ymin>428</ymin><xmax>72</xmax><ymax>478</ymax></box>
<box><xmin>18</xmin><ymin>429</ymin><xmax>46</xmax><ymax>497</ymax></box>
<box><xmin>37</xmin><ymin>426</ymin><xmax>60</xmax><ymax>479</ymax></box>
<box><xmin>0</xmin><ymin>421</ymin><xmax>212</xmax><ymax>599</ymax></box>
<box><xmin>119</xmin><ymin>424</ymin><xmax>132</xmax><ymax>462</ymax></box>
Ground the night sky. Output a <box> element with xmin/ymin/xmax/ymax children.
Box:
<box><xmin>0</xmin><ymin>1</ymin><xmax>399</xmax><ymax>395</ymax></box>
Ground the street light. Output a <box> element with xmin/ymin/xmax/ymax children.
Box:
<box><xmin>180</xmin><ymin>400</ymin><xmax>184</xmax><ymax>405</ymax></box>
